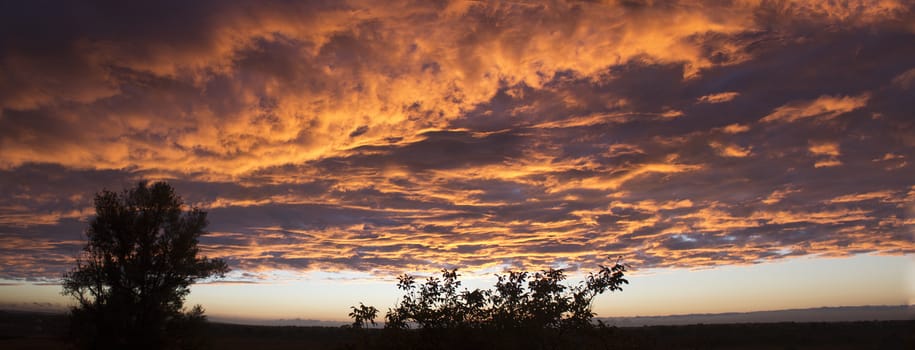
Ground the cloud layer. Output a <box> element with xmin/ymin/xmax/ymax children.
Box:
<box><xmin>1</xmin><ymin>0</ymin><xmax>913</xmax><ymax>281</ymax></box>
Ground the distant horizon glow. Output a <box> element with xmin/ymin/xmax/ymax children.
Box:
<box><xmin>191</xmin><ymin>253</ymin><xmax>915</xmax><ymax>321</ymax></box>
<box><xmin>1</xmin><ymin>0</ymin><xmax>913</xmax><ymax>323</ymax></box>
<box><xmin>1</xmin><ymin>253</ymin><xmax>910</xmax><ymax>322</ymax></box>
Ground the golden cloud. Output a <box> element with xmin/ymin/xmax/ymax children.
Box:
<box><xmin>808</xmin><ymin>142</ymin><xmax>840</xmax><ymax>156</ymax></box>
<box><xmin>761</xmin><ymin>94</ymin><xmax>870</xmax><ymax>123</ymax></box>
<box><xmin>1</xmin><ymin>1</ymin><xmax>905</xmax><ymax>178</ymax></box>
<box><xmin>697</xmin><ymin>92</ymin><xmax>740</xmax><ymax>104</ymax></box>
<box><xmin>710</xmin><ymin>141</ymin><xmax>752</xmax><ymax>158</ymax></box>
<box><xmin>0</xmin><ymin>0</ymin><xmax>913</xmax><ymax>280</ymax></box>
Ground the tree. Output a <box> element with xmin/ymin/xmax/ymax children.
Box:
<box><xmin>349</xmin><ymin>257</ymin><xmax>628</xmax><ymax>348</ymax></box>
<box><xmin>62</xmin><ymin>181</ymin><xmax>229</xmax><ymax>350</ymax></box>
<box><xmin>350</xmin><ymin>302</ymin><xmax>380</xmax><ymax>329</ymax></box>
<box><xmin>380</xmin><ymin>258</ymin><xmax>627</xmax><ymax>330</ymax></box>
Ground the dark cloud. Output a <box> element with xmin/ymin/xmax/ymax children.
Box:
<box><xmin>0</xmin><ymin>1</ymin><xmax>913</xmax><ymax>280</ymax></box>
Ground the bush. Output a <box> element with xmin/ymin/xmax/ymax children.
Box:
<box><xmin>349</xmin><ymin>257</ymin><xmax>628</xmax><ymax>349</ymax></box>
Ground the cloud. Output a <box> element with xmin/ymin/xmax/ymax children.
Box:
<box><xmin>697</xmin><ymin>92</ymin><xmax>740</xmax><ymax>104</ymax></box>
<box><xmin>808</xmin><ymin>141</ymin><xmax>842</xmax><ymax>168</ymax></box>
<box><xmin>710</xmin><ymin>141</ymin><xmax>752</xmax><ymax>158</ymax></box>
<box><xmin>760</xmin><ymin>94</ymin><xmax>871</xmax><ymax>123</ymax></box>
<box><xmin>892</xmin><ymin>68</ymin><xmax>915</xmax><ymax>88</ymax></box>
<box><xmin>0</xmin><ymin>1</ymin><xmax>913</xmax><ymax>280</ymax></box>
<box><xmin>809</xmin><ymin>142</ymin><xmax>841</xmax><ymax>157</ymax></box>
<box><xmin>826</xmin><ymin>191</ymin><xmax>898</xmax><ymax>204</ymax></box>
<box><xmin>762</xmin><ymin>187</ymin><xmax>800</xmax><ymax>205</ymax></box>
<box><xmin>719</xmin><ymin>124</ymin><xmax>750</xmax><ymax>134</ymax></box>
<box><xmin>813</xmin><ymin>159</ymin><xmax>843</xmax><ymax>168</ymax></box>
<box><xmin>2</xmin><ymin>1</ymin><xmax>907</xmax><ymax>174</ymax></box>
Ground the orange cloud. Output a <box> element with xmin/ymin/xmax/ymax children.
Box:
<box><xmin>813</xmin><ymin>159</ymin><xmax>843</xmax><ymax>168</ymax></box>
<box><xmin>761</xmin><ymin>94</ymin><xmax>870</xmax><ymax>123</ymax></box>
<box><xmin>2</xmin><ymin>1</ymin><xmax>904</xmax><ymax>178</ymax></box>
<box><xmin>719</xmin><ymin>124</ymin><xmax>750</xmax><ymax>134</ymax></box>
<box><xmin>826</xmin><ymin>191</ymin><xmax>898</xmax><ymax>204</ymax></box>
<box><xmin>808</xmin><ymin>142</ymin><xmax>841</xmax><ymax>156</ymax></box>
<box><xmin>762</xmin><ymin>187</ymin><xmax>800</xmax><ymax>205</ymax></box>
<box><xmin>697</xmin><ymin>92</ymin><xmax>739</xmax><ymax>104</ymax></box>
<box><xmin>1</xmin><ymin>0</ymin><xmax>913</xmax><ymax>281</ymax></box>
<box><xmin>808</xmin><ymin>141</ymin><xmax>842</xmax><ymax>168</ymax></box>
<box><xmin>710</xmin><ymin>141</ymin><xmax>752</xmax><ymax>158</ymax></box>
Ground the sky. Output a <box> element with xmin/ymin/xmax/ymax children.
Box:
<box><xmin>0</xmin><ymin>0</ymin><xmax>913</xmax><ymax>322</ymax></box>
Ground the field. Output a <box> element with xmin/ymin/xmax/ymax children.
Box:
<box><xmin>1</xmin><ymin>310</ymin><xmax>912</xmax><ymax>349</ymax></box>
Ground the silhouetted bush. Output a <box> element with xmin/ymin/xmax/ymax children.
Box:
<box><xmin>349</xmin><ymin>257</ymin><xmax>627</xmax><ymax>349</ymax></box>
<box><xmin>62</xmin><ymin>182</ymin><xmax>228</xmax><ymax>350</ymax></box>
<box><xmin>350</xmin><ymin>303</ymin><xmax>380</xmax><ymax>329</ymax></box>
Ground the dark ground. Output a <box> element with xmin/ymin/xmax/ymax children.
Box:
<box><xmin>1</xmin><ymin>310</ymin><xmax>912</xmax><ymax>349</ymax></box>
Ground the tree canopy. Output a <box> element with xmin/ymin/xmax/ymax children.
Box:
<box><xmin>62</xmin><ymin>181</ymin><xmax>228</xmax><ymax>349</ymax></box>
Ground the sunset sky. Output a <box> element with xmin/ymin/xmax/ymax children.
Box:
<box><xmin>0</xmin><ymin>1</ymin><xmax>913</xmax><ymax>323</ymax></box>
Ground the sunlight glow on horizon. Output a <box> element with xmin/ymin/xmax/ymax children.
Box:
<box><xmin>191</xmin><ymin>253</ymin><xmax>915</xmax><ymax>321</ymax></box>
<box><xmin>2</xmin><ymin>254</ymin><xmax>909</xmax><ymax>322</ymax></box>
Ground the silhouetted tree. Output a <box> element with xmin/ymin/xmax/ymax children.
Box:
<box><xmin>350</xmin><ymin>257</ymin><xmax>628</xmax><ymax>349</ymax></box>
<box><xmin>62</xmin><ymin>181</ymin><xmax>229</xmax><ymax>350</ymax></box>
<box><xmin>350</xmin><ymin>303</ymin><xmax>380</xmax><ymax>329</ymax></box>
